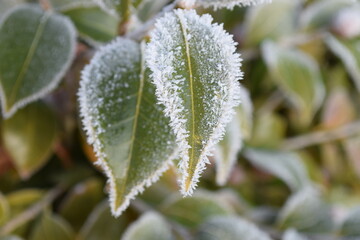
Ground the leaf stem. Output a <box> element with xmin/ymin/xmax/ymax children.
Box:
<box><xmin>281</xmin><ymin>121</ymin><xmax>360</xmax><ymax>150</ymax></box>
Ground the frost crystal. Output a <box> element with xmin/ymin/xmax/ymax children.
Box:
<box><xmin>183</xmin><ymin>0</ymin><xmax>272</xmax><ymax>10</ymax></box>
<box><xmin>78</xmin><ymin>38</ymin><xmax>177</xmax><ymax>216</ymax></box>
<box><xmin>147</xmin><ymin>9</ymin><xmax>242</xmax><ymax>196</ymax></box>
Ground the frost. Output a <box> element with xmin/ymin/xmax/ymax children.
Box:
<box><xmin>78</xmin><ymin>38</ymin><xmax>177</xmax><ymax>217</ymax></box>
<box><xmin>147</xmin><ymin>9</ymin><xmax>242</xmax><ymax>196</ymax></box>
<box><xmin>183</xmin><ymin>0</ymin><xmax>272</xmax><ymax>10</ymax></box>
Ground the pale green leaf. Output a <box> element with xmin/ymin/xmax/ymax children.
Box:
<box><xmin>244</xmin><ymin>148</ymin><xmax>311</xmax><ymax>191</ymax></box>
<box><xmin>325</xmin><ymin>35</ymin><xmax>360</xmax><ymax>92</ymax></box>
<box><xmin>96</xmin><ymin>0</ymin><xmax>131</xmax><ymax>18</ymax></box>
<box><xmin>49</xmin><ymin>0</ymin><xmax>96</xmax><ymax>11</ymax></box>
<box><xmin>262</xmin><ymin>41</ymin><xmax>325</xmax><ymax>126</ymax></box>
<box><xmin>78</xmin><ymin>38</ymin><xmax>177</xmax><ymax>216</ymax></box>
<box><xmin>0</xmin><ymin>5</ymin><xmax>76</xmax><ymax>118</ymax></box>
<box><xmin>78</xmin><ymin>201</ymin><xmax>126</xmax><ymax>240</ymax></box>
<box><xmin>278</xmin><ymin>187</ymin><xmax>333</xmax><ymax>233</ymax></box>
<box><xmin>135</xmin><ymin>0</ymin><xmax>168</xmax><ymax>22</ymax></box>
<box><xmin>300</xmin><ymin>0</ymin><xmax>356</xmax><ymax>30</ymax></box>
<box><xmin>29</xmin><ymin>212</ymin><xmax>74</xmax><ymax>240</ymax></box>
<box><xmin>340</xmin><ymin>207</ymin><xmax>360</xmax><ymax>237</ymax></box>
<box><xmin>244</xmin><ymin>0</ymin><xmax>300</xmax><ymax>46</ymax></box>
<box><xmin>147</xmin><ymin>9</ymin><xmax>242</xmax><ymax>195</ymax></box>
<box><xmin>63</xmin><ymin>6</ymin><xmax>117</xmax><ymax>43</ymax></box>
<box><xmin>122</xmin><ymin>212</ymin><xmax>174</xmax><ymax>240</ymax></box>
<box><xmin>283</xmin><ymin>229</ymin><xmax>309</xmax><ymax>240</ymax></box>
<box><xmin>0</xmin><ymin>192</ymin><xmax>10</xmax><ymax>226</ymax></box>
<box><xmin>2</xmin><ymin>102</ymin><xmax>57</xmax><ymax>179</ymax></box>
<box><xmin>195</xmin><ymin>216</ymin><xmax>272</xmax><ymax>240</ymax></box>
<box><xmin>162</xmin><ymin>191</ymin><xmax>233</xmax><ymax>228</ymax></box>
<box><xmin>182</xmin><ymin>0</ymin><xmax>271</xmax><ymax>9</ymax></box>
<box><xmin>0</xmin><ymin>0</ymin><xmax>25</xmax><ymax>18</ymax></box>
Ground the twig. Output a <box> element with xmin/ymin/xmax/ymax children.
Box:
<box><xmin>0</xmin><ymin>186</ymin><xmax>63</xmax><ymax>236</ymax></box>
<box><xmin>126</xmin><ymin>0</ymin><xmax>181</xmax><ymax>40</ymax></box>
<box><xmin>281</xmin><ymin>121</ymin><xmax>360</xmax><ymax>150</ymax></box>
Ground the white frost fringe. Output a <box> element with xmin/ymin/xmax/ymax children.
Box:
<box><xmin>78</xmin><ymin>38</ymin><xmax>178</xmax><ymax>217</ymax></box>
<box><xmin>147</xmin><ymin>9</ymin><xmax>242</xmax><ymax>196</ymax></box>
<box><xmin>183</xmin><ymin>0</ymin><xmax>272</xmax><ymax>10</ymax></box>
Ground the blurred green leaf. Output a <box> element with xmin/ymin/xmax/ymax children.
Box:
<box><xmin>78</xmin><ymin>38</ymin><xmax>177</xmax><ymax>216</ymax></box>
<box><xmin>135</xmin><ymin>0</ymin><xmax>168</xmax><ymax>22</ymax></box>
<box><xmin>244</xmin><ymin>0</ymin><xmax>300</xmax><ymax>46</ymax></box>
<box><xmin>97</xmin><ymin>0</ymin><xmax>130</xmax><ymax>18</ymax></box>
<box><xmin>340</xmin><ymin>207</ymin><xmax>360</xmax><ymax>237</ymax></box>
<box><xmin>29</xmin><ymin>212</ymin><xmax>74</xmax><ymax>240</ymax></box>
<box><xmin>326</xmin><ymin>35</ymin><xmax>360</xmax><ymax>92</ymax></box>
<box><xmin>278</xmin><ymin>188</ymin><xmax>333</xmax><ymax>233</ymax></box>
<box><xmin>63</xmin><ymin>6</ymin><xmax>117</xmax><ymax>43</ymax></box>
<box><xmin>262</xmin><ymin>41</ymin><xmax>325</xmax><ymax>126</ymax></box>
<box><xmin>49</xmin><ymin>0</ymin><xmax>95</xmax><ymax>11</ymax></box>
<box><xmin>59</xmin><ymin>178</ymin><xmax>104</xmax><ymax>231</ymax></box>
<box><xmin>0</xmin><ymin>4</ymin><xmax>76</xmax><ymax>118</ymax></box>
<box><xmin>283</xmin><ymin>229</ymin><xmax>309</xmax><ymax>240</ymax></box>
<box><xmin>300</xmin><ymin>0</ymin><xmax>355</xmax><ymax>30</ymax></box>
<box><xmin>0</xmin><ymin>236</ymin><xmax>24</xmax><ymax>240</ymax></box>
<box><xmin>162</xmin><ymin>191</ymin><xmax>233</xmax><ymax>228</ymax></box>
<box><xmin>122</xmin><ymin>212</ymin><xmax>174</xmax><ymax>240</ymax></box>
<box><xmin>0</xmin><ymin>192</ymin><xmax>10</xmax><ymax>226</ymax></box>
<box><xmin>0</xmin><ymin>0</ymin><xmax>25</xmax><ymax>18</ymax></box>
<box><xmin>77</xmin><ymin>201</ymin><xmax>126</xmax><ymax>240</ymax></box>
<box><xmin>2</xmin><ymin>102</ymin><xmax>57</xmax><ymax>179</ymax></box>
<box><xmin>195</xmin><ymin>216</ymin><xmax>272</xmax><ymax>240</ymax></box>
<box><xmin>343</xmin><ymin>136</ymin><xmax>360</xmax><ymax>178</ymax></box>
<box><xmin>244</xmin><ymin>148</ymin><xmax>311</xmax><ymax>191</ymax></box>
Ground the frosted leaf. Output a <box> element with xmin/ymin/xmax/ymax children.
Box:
<box><xmin>0</xmin><ymin>4</ymin><xmax>76</xmax><ymax>118</ymax></box>
<box><xmin>196</xmin><ymin>216</ymin><xmax>272</xmax><ymax>240</ymax></box>
<box><xmin>78</xmin><ymin>38</ymin><xmax>177</xmax><ymax>217</ymax></box>
<box><xmin>147</xmin><ymin>9</ymin><xmax>242</xmax><ymax>196</ymax></box>
<box><xmin>214</xmin><ymin>87</ymin><xmax>253</xmax><ymax>186</ymax></box>
<box><xmin>122</xmin><ymin>212</ymin><xmax>174</xmax><ymax>240</ymax></box>
<box><xmin>283</xmin><ymin>229</ymin><xmax>309</xmax><ymax>240</ymax></box>
<box><xmin>188</xmin><ymin>0</ymin><xmax>272</xmax><ymax>10</ymax></box>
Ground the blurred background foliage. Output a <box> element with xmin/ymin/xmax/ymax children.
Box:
<box><xmin>1</xmin><ymin>0</ymin><xmax>360</xmax><ymax>239</ymax></box>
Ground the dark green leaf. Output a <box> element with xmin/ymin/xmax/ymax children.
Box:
<box><xmin>340</xmin><ymin>207</ymin><xmax>360</xmax><ymax>237</ymax></box>
<box><xmin>0</xmin><ymin>192</ymin><xmax>10</xmax><ymax>226</ymax></box>
<box><xmin>2</xmin><ymin>102</ymin><xmax>57</xmax><ymax>179</ymax></box>
<box><xmin>0</xmin><ymin>4</ymin><xmax>76</xmax><ymax>118</ymax></box>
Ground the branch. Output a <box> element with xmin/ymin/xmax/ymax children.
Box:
<box><xmin>281</xmin><ymin>121</ymin><xmax>360</xmax><ymax>150</ymax></box>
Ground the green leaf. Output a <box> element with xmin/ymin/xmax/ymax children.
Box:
<box><xmin>135</xmin><ymin>0</ymin><xmax>168</xmax><ymax>22</ymax></box>
<box><xmin>283</xmin><ymin>229</ymin><xmax>309</xmax><ymax>240</ymax></box>
<box><xmin>340</xmin><ymin>207</ymin><xmax>360</xmax><ymax>237</ymax></box>
<box><xmin>0</xmin><ymin>236</ymin><xmax>24</xmax><ymax>240</ymax></box>
<box><xmin>244</xmin><ymin>148</ymin><xmax>311</xmax><ymax>191</ymax></box>
<box><xmin>59</xmin><ymin>178</ymin><xmax>104</xmax><ymax>230</ymax></box>
<box><xmin>195</xmin><ymin>216</ymin><xmax>272</xmax><ymax>240</ymax></box>
<box><xmin>278</xmin><ymin>188</ymin><xmax>333</xmax><ymax>233</ymax></box>
<box><xmin>0</xmin><ymin>4</ymin><xmax>76</xmax><ymax>118</ymax></box>
<box><xmin>2</xmin><ymin>102</ymin><xmax>57</xmax><ymax>179</ymax></box>
<box><xmin>49</xmin><ymin>0</ymin><xmax>95</xmax><ymax>11</ymax></box>
<box><xmin>244</xmin><ymin>0</ymin><xmax>299</xmax><ymax>46</ymax></box>
<box><xmin>29</xmin><ymin>212</ymin><xmax>74</xmax><ymax>240</ymax></box>
<box><xmin>122</xmin><ymin>212</ymin><xmax>174</xmax><ymax>240</ymax></box>
<box><xmin>162</xmin><ymin>191</ymin><xmax>233</xmax><ymax>228</ymax></box>
<box><xmin>78</xmin><ymin>38</ymin><xmax>177</xmax><ymax>216</ymax></box>
<box><xmin>0</xmin><ymin>0</ymin><xmax>25</xmax><ymax>18</ymax></box>
<box><xmin>63</xmin><ymin>6</ymin><xmax>117</xmax><ymax>43</ymax></box>
<box><xmin>0</xmin><ymin>192</ymin><xmax>10</xmax><ymax>226</ymax></box>
<box><xmin>262</xmin><ymin>41</ymin><xmax>325</xmax><ymax>126</ymax></box>
<box><xmin>325</xmin><ymin>35</ymin><xmax>360</xmax><ymax>92</ymax></box>
<box><xmin>78</xmin><ymin>201</ymin><xmax>126</xmax><ymax>240</ymax></box>
<box><xmin>183</xmin><ymin>0</ymin><xmax>271</xmax><ymax>9</ymax></box>
<box><xmin>96</xmin><ymin>0</ymin><xmax>131</xmax><ymax>18</ymax></box>
<box><xmin>147</xmin><ymin>9</ymin><xmax>242</xmax><ymax>195</ymax></box>
<box><xmin>300</xmin><ymin>0</ymin><xmax>355</xmax><ymax>30</ymax></box>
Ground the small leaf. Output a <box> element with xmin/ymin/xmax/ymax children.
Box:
<box><xmin>300</xmin><ymin>0</ymin><xmax>355</xmax><ymax>30</ymax></box>
<box><xmin>0</xmin><ymin>4</ymin><xmax>76</xmax><ymax>118</ymax></box>
<box><xmin>195</xmin><ymin>216</ymin><xmax>272</xmax><ymax>240</ymax></box>
<box><xmin>78</xmin><ymin>38</ymin><xmax>177</xmax><ymax>216</ymax></box>
<box><xmin>183</xmin><ymin>0</ymin><xmax>271</xmax><ymax>10</ymax></box>
<box><xmin>147</xmin><ymin>9</ymin><xmax>242</xmax><ymax>196</ymax></box>
<box><xmin>244</xmin><ymin>0</ymin><xmax>299</xmax><ymax>46</ymax></box>
<box><xmin>278</xmin><ymin>187</ymin><xmax>333</xmax><ymax>233</ymax></box>
<box><xmin>283</xmin><ymin>229</ymin><xmax>309</xmax><ymax>240</ymax></box>
<box><xmin>262</xmin><ymin>41</ymin><xmax>325</xmax><ymax>126</ymax></box>
<box><xmin>29</xmin><ymin>212</ymin><xmax>74</xmax><ymax>240</ymax></box>
<box><xmin>325</xmin><ymin>35</ymin><xmax>360</xmax><ymax>92</ymax></box>
<box><xmin>162</xmin><ymin>191</ymin><xmax>233</xmax><ymax>228</ymax></box>
<box><xmin>244</xmin><ymin>148</ymin><xmax>311</xmax><ymax>191</ymax></box>
<box><xmin>78</xmin><ymin>201</ymin><xmax>126</xmax><ymax>240</ymax></box>
<box><xmin>122</xmin><ymin>212</ymin><xmax>174</xmax><ymax>240</ymax></box>
<box><xmin>63</xmin><ymin>5</ymin><xmax>118</xmax><ymax>43</ymax></box>
<box><xmin>0</xmin><ymin>192</ymin><xmax>10</xmax><ymax>226</ymax></box>
<box><xmin>2</xmin><ymin>102</ymin><xmax>57</xmax><ymax>179</ymax></box>
<box><xmin>340</xmin><ymin>207</ymin><xmax>360</xmax><ymax>237</ymax></box>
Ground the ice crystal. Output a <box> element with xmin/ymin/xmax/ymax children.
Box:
<box><xmin>183</xmin><ymin>0</ymin><xmax>272</xmax><ymax>10</ymax></box>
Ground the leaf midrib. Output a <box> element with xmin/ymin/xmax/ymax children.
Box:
<box><xmin>8</xmin><ymin>11</ymin><xmax>51</xmax><ymax>108</ymax></box>
<box><xmin>176</xmin><ymin>12</ymin><xmax>196</xmax><ymax>191</ymax></box>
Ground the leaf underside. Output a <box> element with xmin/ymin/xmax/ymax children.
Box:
<box><xmin>147</xmin><ymin>9</ymin><xmax>242</xmax><ymax>196</ymax></box>
<box><xmin>0</xmin><ymin>4</ymin><xmax>76</xmax><ymax>118</ymax></box>
<box><xmin>79</xmin><ymin>38</ymin><xmax>177</xmax><ymax>216</ymax></box>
